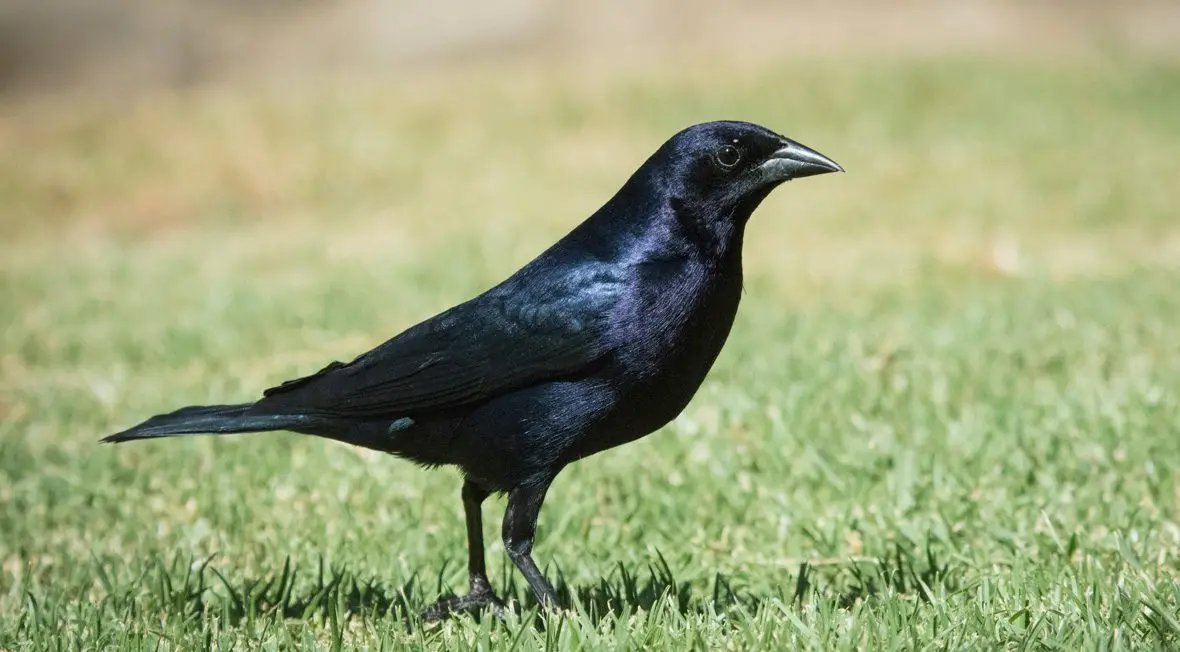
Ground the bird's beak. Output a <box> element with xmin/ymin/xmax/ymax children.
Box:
<box><xmin>758</xmin><ymin>139</ymin><xmax>844</xmax><ymax>182</ymax></box>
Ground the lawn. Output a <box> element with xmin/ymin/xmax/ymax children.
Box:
<box><xmin>2</xmin><ymin>55</ymin><xmax>1180</xmax><ymax>649</ymax></box>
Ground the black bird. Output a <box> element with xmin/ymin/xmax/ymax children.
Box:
<box><xmin>103</xmin><ymin>121</ymin><xmax>841</xmax><ymax>619</ymax></box>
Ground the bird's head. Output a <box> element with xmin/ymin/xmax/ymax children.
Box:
<box><xmin>648</xmin><ymin>121</ymin><xmax>842</xmax><ymax>245</ymax></box>
<box><xmin>571</xmin><ymin>121</ymin><xmax>841</xmax><ymax>261</ymax></box>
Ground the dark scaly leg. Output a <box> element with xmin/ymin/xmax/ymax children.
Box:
<box><xmin>422</xmin><ymin>480</ymin><xmax>506</xmax><ymax>620</ymax></box>
<box><xmin>502</xmin><ymin>480</ymin><xmax>560</xmax><ymax>611</ymax></box>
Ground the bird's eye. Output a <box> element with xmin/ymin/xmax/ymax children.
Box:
<box><xmin>714</xmin><ymin>144</ymin><xmax>742</xmax><ymax>169</ymax></box>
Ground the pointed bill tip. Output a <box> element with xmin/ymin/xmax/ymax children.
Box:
<box><xmin>759</xmin><ymin>140</ymin><xmax>843</xmax><ymax>181</ymax></box>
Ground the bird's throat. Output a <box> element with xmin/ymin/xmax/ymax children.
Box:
<box><xmin>669</xmin><ymin>198</ymin><xmax>749</xmax><ymax>269</ymax></box>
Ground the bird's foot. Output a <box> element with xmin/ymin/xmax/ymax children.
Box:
<box><xmin>421</xmin><ymin>587</ymin><xmax>506</xmax><ymax>622</ymax></box>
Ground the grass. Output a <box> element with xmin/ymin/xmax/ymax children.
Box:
<box><xmin>3</xmin><ymin>54</ymin><xmax>1180</xmax><ymax>649</ymax></box>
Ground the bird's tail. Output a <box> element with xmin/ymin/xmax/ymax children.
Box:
<box><xmin>101</xmin><ymin>403</ymin><xmax>311</xmax><ymax>443</ymax></box>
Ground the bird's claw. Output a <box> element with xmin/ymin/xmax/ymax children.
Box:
<box><xmin>421</xmin><ymin>588</ymin><xmax>507</xmax><ymax>621</ymax></box>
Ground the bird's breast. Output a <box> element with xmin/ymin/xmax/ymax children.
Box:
<box><xmin>598</xmin><ymin>258</ymin><xmax>743</xmax><ymax>439</ymax></box>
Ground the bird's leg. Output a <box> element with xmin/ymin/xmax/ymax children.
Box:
<box><xmin>421</xmin><ymin>480</ymin><xmax>506</xmax><ymax>621</ymax></box>
<box><xmin>502</xmin><ymin>480</ymin><xmax>560</xmax><ymax>611</ymax></box>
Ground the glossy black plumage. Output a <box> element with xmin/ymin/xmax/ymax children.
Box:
<box><xmin>103</xmin><ymin>120</ymin><xmax>842</xmax><ymax>619</ymax></box>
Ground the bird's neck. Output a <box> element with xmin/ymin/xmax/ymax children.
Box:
<box><xmin>667</xmin><ymin>197</ymin><xmax>748</xmax><ymax>270</ymax></box>
<box><xmin>562</xmin><ymin>173</ymin><xmax>757</xmax><ymax>274</ymax></box>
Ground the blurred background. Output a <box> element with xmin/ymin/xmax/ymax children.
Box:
<box><xmin>3</xmin><ymin>0</ymin><xmax>1177</xmax><ymax>254</ymax></box>
<box><xmin>2</xmin><ymin>0</ymin><xmax>1178</xmax><ymax>96</ymax></box>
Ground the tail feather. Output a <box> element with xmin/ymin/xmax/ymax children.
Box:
<box><xmin>102</xmin><ymin>403</ymin><xmax>311</xmax><ymax>443</ymax></box>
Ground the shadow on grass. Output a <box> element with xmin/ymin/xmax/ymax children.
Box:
<box><xmin>102</xmin><ymin>554</ymin><xmax>421</xmax><ymax>629</ymax></box>
<box><xmin>96</xmin><ymin>543</ymin><xmax>955</xmax><ymax>630</ymax></box>
<box><xmin>793</xmin><ymin>542</ymin><xmax>956</xmax><ymax>609</ymax></box>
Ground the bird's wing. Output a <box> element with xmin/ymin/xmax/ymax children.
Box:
<box><xmin>254</xmin><ymin>266</ymin><xmax>622</xmax><ymax>418</ymax></box>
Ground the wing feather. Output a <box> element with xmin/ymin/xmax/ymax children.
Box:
<box><xmin>254</xmin><ymin>268</ymin><xmax>621</xmax><ymax>418</ymax></box>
